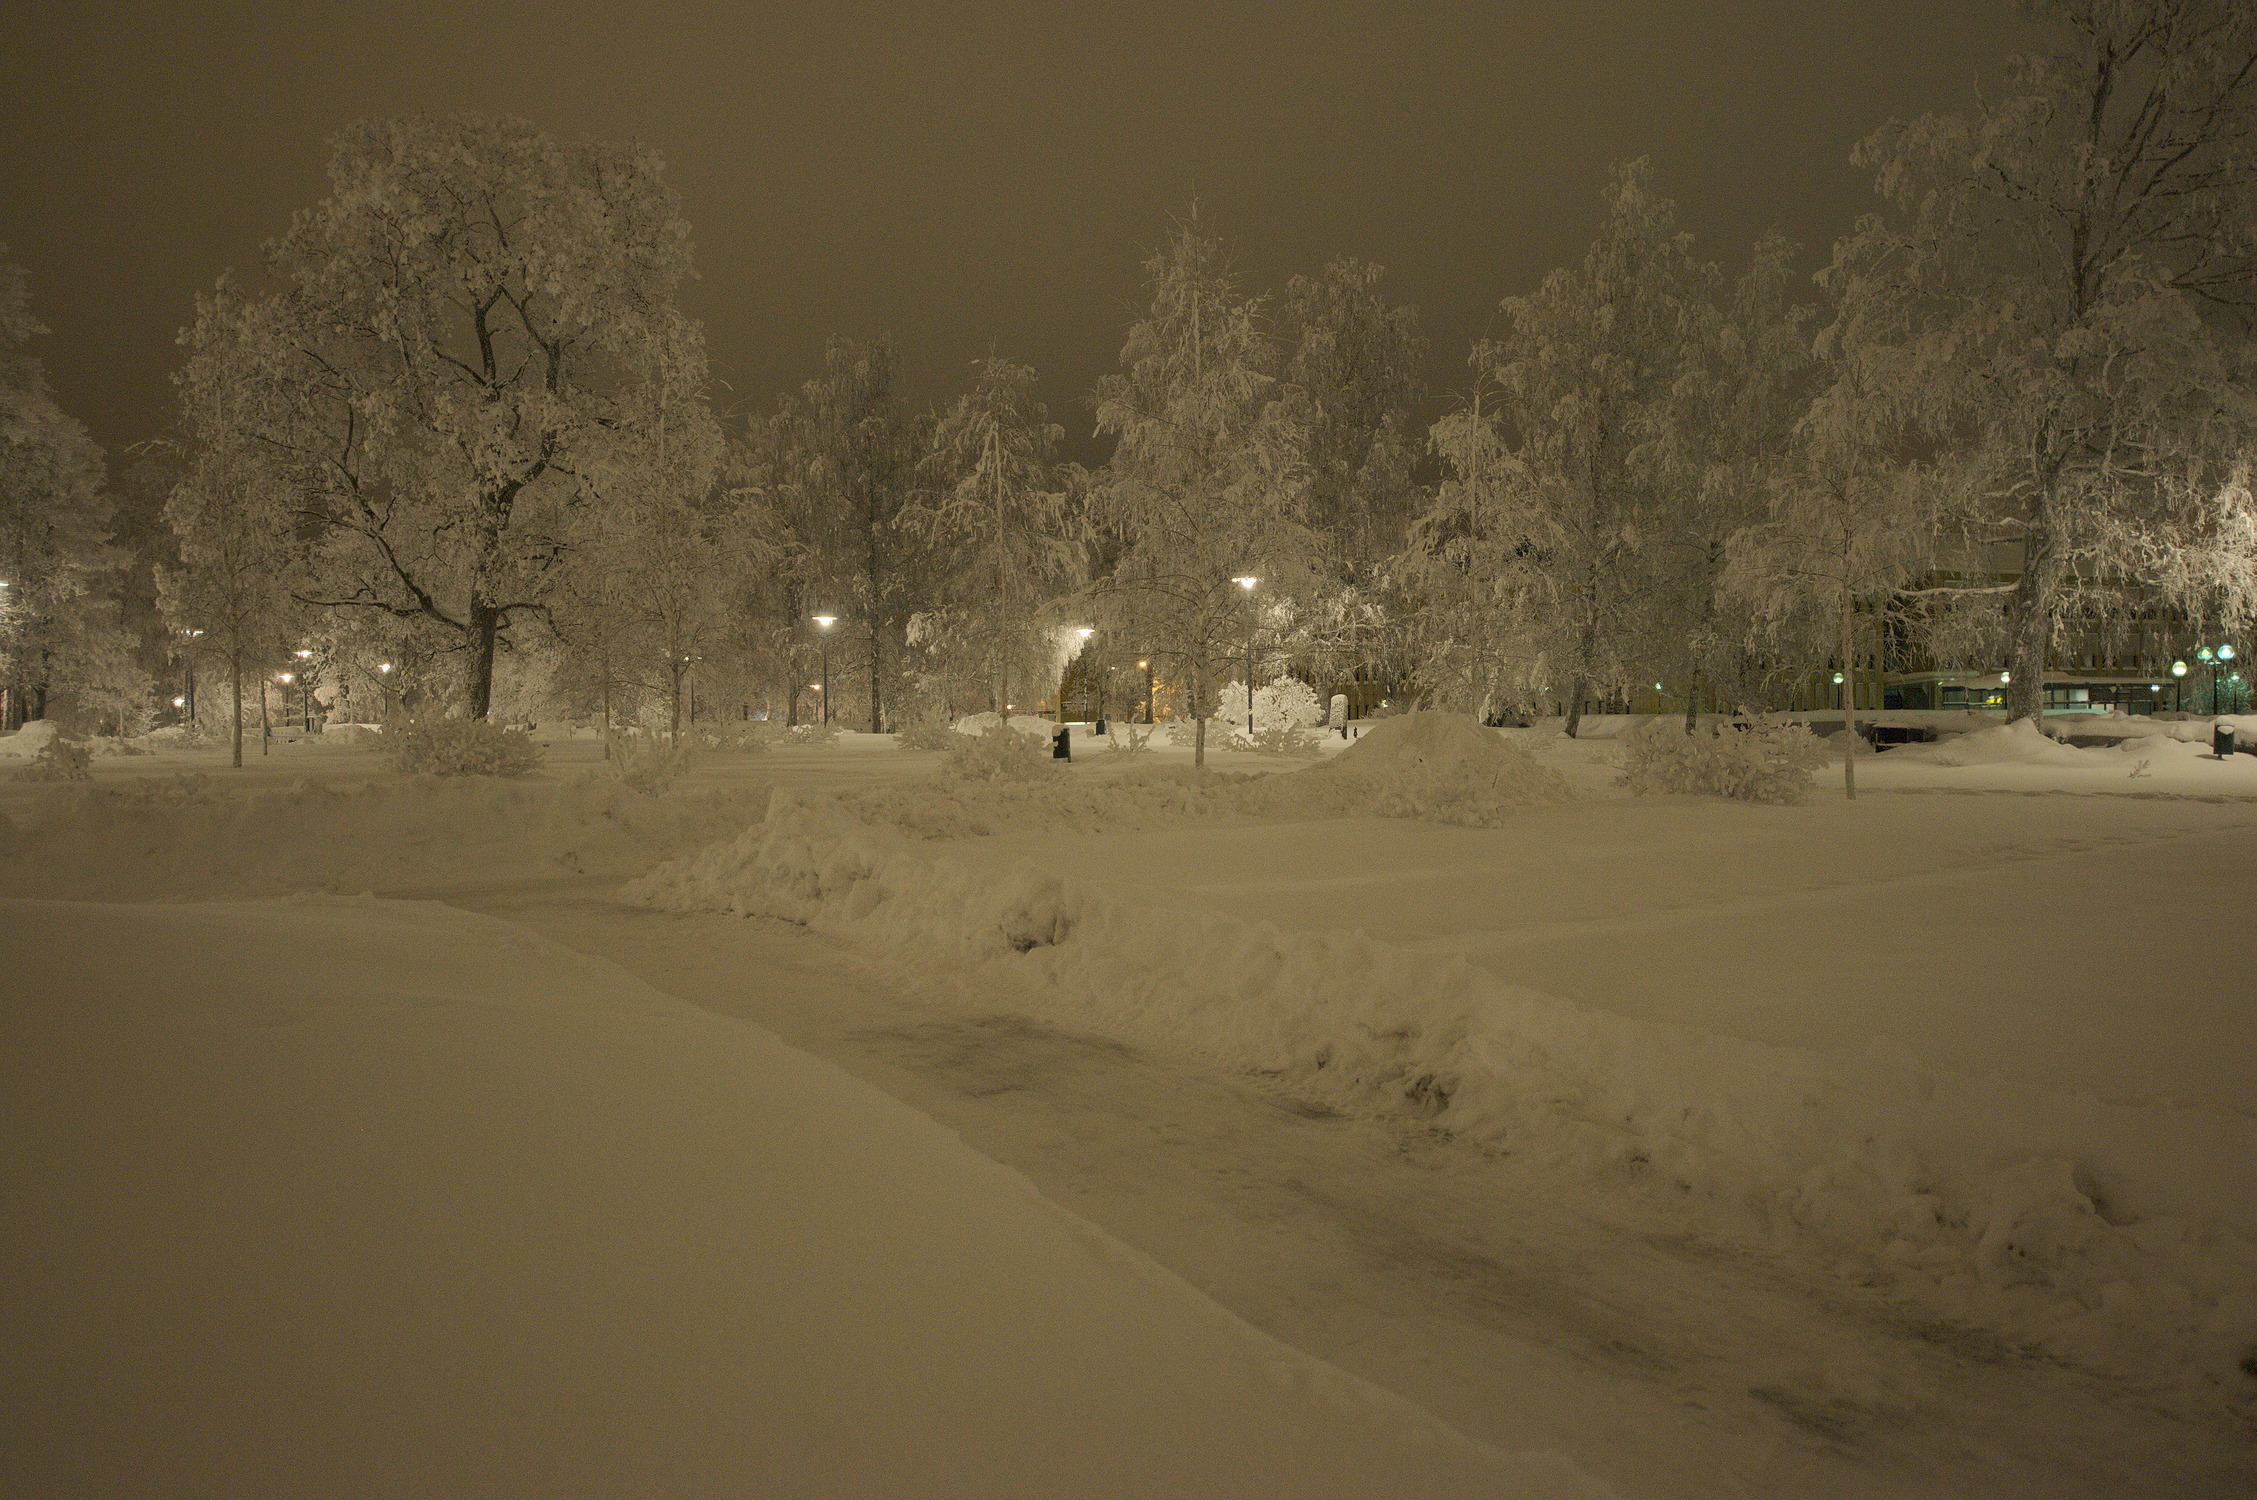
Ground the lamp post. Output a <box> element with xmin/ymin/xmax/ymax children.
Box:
<box><xmin>2197</xmin><ymin>645</ymin><xmax>2218</xmax><ymax>715</ymax></box>
<box><xmin>293</xmin><ymin>649</ymin><xmax>314</xmax><ymax>730</ymax></box>
<box><xmin>377</xmin><ymin>661</ymin><xmax>393</xmax><ymax>720</ymax></box>
<box><xmin>2221</xmin><ymin>643</ymin><xmax>2239</xmax><ymax>714</ymax></box>
<box><xmin>1139</xmin><ymin>659</ymin><xmax>1153</xmax><ymax>724</ymax></box>
<box><xmin>2172</xmin><ymin>658</ymin><xmax>2188</xmax><ymax>714</ymax></box>
<box><xmin>1232</xmin><ymin>576</ymin><xmax>1258</xmax><ymax>735</ymax></box>
<box><xmin>812</xmin><ymin>615</ymin><xmax>836</xmax><ymax>725</ymax></box>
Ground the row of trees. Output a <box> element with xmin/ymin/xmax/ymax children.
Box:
<box><xmin>10</xmin><ymin>1</ymin><xmax>2255</xmax><ymax>767</ymax></box>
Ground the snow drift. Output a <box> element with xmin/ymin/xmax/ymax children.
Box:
<box><xmin>628</xmin><ymin>788</ymin><xmax>2257</xmax><ymax>1406</ymax></box>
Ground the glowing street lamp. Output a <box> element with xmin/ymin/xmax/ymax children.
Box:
<box><xmin>1138</xmin><ymin>659</ymin><xmax>1153</xmax><ymax>724</ymax></box>
<box><xmin>812</xmin><ymin>616</ymin><xmax>837</xmax><ymax>725</ymax></box>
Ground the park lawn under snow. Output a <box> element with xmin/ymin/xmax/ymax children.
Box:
<box><xmin>0</xmin><ymin>893</ymin><xmax>1589</xmax><ymax>1498</ymax></box>
<box><xmin>621</xmin><ymin>715</ymin><xmax>2257</xmax><ymax>1411</ymax></box>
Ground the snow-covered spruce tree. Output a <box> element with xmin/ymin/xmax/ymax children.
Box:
<box><xmin>1423</xmin><ymin>160</ymin><xmax>1719</xmax><ymax>736</ymax></box>
<box><xmin>0</xmin><ymin>249</ymin><xmax>141</xmax><ymax>733</ymax></box>
<box><xmin>910</xmin><ymin>354</ymin><xmax>1077</xmax><ymax>716</ymax></box>
<box><xmin>1086</xmin><ymin>214</ymin><xmax>1315</xmax><ymax>768</ymax></box>
<box><xmin>1827</xmin><ymin>1</ymin><xmax>2257</xmax><ymax>724</ymax></box>
<box><xmin>173</xmin><ymin>114</ymin><xmax>706</xmax><ymax>720</ymax></box>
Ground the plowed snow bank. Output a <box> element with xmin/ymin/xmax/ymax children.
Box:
<box><xmin>629</xmin><ymin>792</ymin><xmax>2257</xmax><ymax>1407</ymax></box>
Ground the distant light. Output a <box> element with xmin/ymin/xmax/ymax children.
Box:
<box><xmin>2151</xmin><ymin>684</ymin><xmax>2161</xmax><ymax>693</ymax></box>
<box><xmin>279</xmin><ymin>673</ymin><xmax>294</xmax><ymax>683</ymax></box>
<box><xmin>1137</xmin><ymin>659</ymin><xmax>1148</xmax><ymax>669</ymax></box>
<box><xmin>2197</xmin><ymin>646</ymin><xmax>2214</xmax><ymax>663</ymax></box>
<box><xmin>1832</xmin><ymin>672</ymin><xmax>1844</xmax><ymax>685</ymax></box>
<box><xmin>810</xmin><ymin>683</ymin><xmax>822</xmax><ymax>691</ymax></box>
<box><xmin>1654</xmin><ymin>681</ymin><xmax>1664</xmax><ymax>691</ymax></box>
<box><xmin>812</xmin><ymin>615</ymin><xmax>836</xmax><ymax>629</ymax></box>
<box><xmin>378</xmin><ymin>662</ymin><xmax>391</xmax><ymax>673</ymax></box>
<box><xmin>294</xmin><ymin>649</ymin><xmax>312</xmax><ymax>659</ymax></box>
<box><xmin>2222</xmin><ymin>644</ymin><xmax>2238</xmax><ymax>663</ymax></box>
<box><xmin>172</xmin><ymin>696</ymin><xmax>186</xmax><ymax>707</ymax></box>
<box><xmin>1999</xmin><ymin>671</ymin><xmax>2010</xmax><ymax>684</ymax></box>
<box><xmin>1233</xmin><ymin>576</ymin><xmax>1257</xmax><ymax>590</ymax></box>
<box><xmin>2172</xmin><ymin>660</ymin><xmax>2188</xmax><ymax>678</ymax></box>
<box><xmin>1076</xmin><ymin>627</ymin><xmax>1094</xmax><ymax>640</ymax></box>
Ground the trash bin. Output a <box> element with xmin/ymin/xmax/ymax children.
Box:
<box><xmin>2216</xmin><ymin>723</ymin><xmax>2237</xmax><ymax>759</ymax></box>
<box><xmin>1052</xmin><ymin>725</ymin><xmax>1071</xmax><ymax>761</ymax></box>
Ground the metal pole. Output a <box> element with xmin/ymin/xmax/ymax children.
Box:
<box><xmin>821</xmin><ymin>639</ymin><xmax>830</xmax><ymax>725</ymax></box>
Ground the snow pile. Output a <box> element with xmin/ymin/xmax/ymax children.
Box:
<box><xmin>940</xmin><ymin>719</ymin><xmax>1064</xmax><ymax>783</ymax></box>
<box><xmin>953</xmin><ymin>711</ymin><xmax>1056</xmax><ymax>739</ymax></box>
<box><xmin>1618</xmin><ymin>716</ymin><xmax>1830</xmax><ymax>803</ymax></box>
<box><xmin>630</xmin><ymin>795</ymin><xmax>2257</xmax><ymax>1403</ymax></box>
<box><xmin>0</xmin><ymin>775</ymin><xmax>772</xmax><ymax>901</ymax></box>
<box><xmin>1887</xmin><ymin>718</ymin><xmax>2094</xmax><ymax>767</ymax></box>
<box><xmin>1236</xmin><ymin>712</ymin><xmax>1571</xmax><ymax>826</ymax></box>
<box><xmin>2</xmin><ymin>895</ymin><xmax>1586</xmax><ymax>1498</ymax></box>
<box><xmin>0</xmin><ymin>719</ymin><xmax>64</xmax><ymax>758</ymax></box>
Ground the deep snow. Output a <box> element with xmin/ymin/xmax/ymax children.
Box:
<box><xmin>0</xmin><ymin>894</ymin><xmax>1592</xmax><ymax>1498</ymax></box>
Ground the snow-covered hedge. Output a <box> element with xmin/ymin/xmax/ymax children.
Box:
<box><xmin>13</xmin><ymin>736</ymin><xmax>92</xmax><ymax>783</ymax></box>
<box><xmin>941</xmin><ymin>719</ymin><xmax>1061</xmax><ymax>784</ymax></box>
<box><xmin>893</xmin><ymin>714</ymin><xmax>957</xmax><ymax>752</ymax></box>
<box><xmin>1618</xmin><ymin>717</ymin><xmax>1830</xmax><ymax>803</ymax></box>
<box><xmin>386</xmin><ymin>716</ymin><xmax>544</xmax><ymax>778</ymax></box>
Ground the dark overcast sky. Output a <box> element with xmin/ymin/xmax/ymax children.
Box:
<box><xmin>1</xmin><ymin>1</ymin><xmax>2042</xmax><ymax>466</ymax></box>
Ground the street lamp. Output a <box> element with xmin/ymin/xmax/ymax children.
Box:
<box><xmin>1232</xmin><ymin>576</ymin><xmax>1258</xmax><ymax>735</ymax></box>
<box><xmin>812</xmin><ymin>616</ymin><xmax>836</xmax><ymax>724</ymax></box>
<box><xmin>1138</xmin><ymin>659</ymin><xmax>1153</xmax><ymax>724</ymax></box>
<box><xmin>2221</xmin><ymin>643</ymin><xmax>2240</xmax><ymax>714</ymax></box>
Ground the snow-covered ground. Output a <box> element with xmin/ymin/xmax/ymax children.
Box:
<box><xmin>4</xmin><ymin>712</ymin><xmax>2254</xmax><ymax>1496</ymax></box>
<box><xmin>0</xmin><ymin>893</ymin><xmax>1587</xmax><ymax>1498</ymax></box>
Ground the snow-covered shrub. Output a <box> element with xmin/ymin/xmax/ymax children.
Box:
<box><xmin>1618</xmin><ymin>717</ymin><xmax>1828</xmax><ymax>803</ymax></box>
<box><xmin>941</xmin><ymin>719</ymin><xmax>1060</xmax><ymax>783</ymax></box>
<box><xmin>696</xmin><ymin>722</ymin><xmax>774</xmax><ymax>754</ymax></box>
<box><xmin>1232</xmin><ymin>712</ymin><xmax>1569</xmax><ymax>826</ymax></box>
<box><xmin>14</xmin><ymin>736</ymin><xmax>92</xmax><ymax>782</ymax></box>
<box><xmin>1164</xmin><ymin>717</ymin><xmax>1203</xmax><ymax>748</ymax></box>
<box><xmin>607</xmin><ymin>732</ymin><xmax>691</xmax><ymax>795</ymax></box>
<box><xmin>894</xmin><ymin>714</ymin><xmax>957</xmax><ymax>752</ymax></box>
<box><xmin>1105</xmin><ymin>722</ymin><xmax>1153</xmax><ymax>757</ymax></box>
<box><xmin>790</xmin><ymin>721</ymin><xmax>840</xmax><ymax>746</ymax></box>
<box><xmin>386</xmin><ymin>715</ymin><xmax>543</xmax><ymax>778</ymax></box>
<box><xmin>1253</xmin><ymin>676</ymin><xmax>1323</xmax><ymax>732</ymax></box>
<box><xmin>1248</xmin><ymin>723</ymin><xmax>1325</xmax><ymax>758</ymax></box>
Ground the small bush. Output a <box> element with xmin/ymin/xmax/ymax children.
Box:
<box><xmin>15</xmin><ymin>737</ymin><xmax>93</xmax><ymax>782</ymax></box>
<box><xmin>895</xmin><ymin>714</ymin><xmax>958</xmax><ymax>752</ymax></box>
<box><xmin>941</xmin><ymin>720</ymin><xmax>1060</xmax><ymax>783</ymax></box>
<box><xmin>1105</xmin><ymin>722</ymin><xmax>1154</xmax><ymax>757</ymax></box>
<box><xmin>697</xmin><ymin>722</ymin><xmax>775</xmax><ymax>754</ymax></box>
<box><xmin>790</xmin><ymin>721</ymin><xmax>841</xmax><ymax>746</ymax></box>
<box><xmin>386</xmin><ymin>715</ymin><xmax>544</xmax><ymax>778</ymax></box>
<box><xmin>607</xmin><ymin>732</ymin><xmax>691</xmax><ymax>794</ymax></box>
<box><xmin>1618</xmin><ymin>717</ymin><xmax>1829</xmax><ymax>804</ymax></box>
<box><xmin>1248</xmin><ymin>723</ymin><xmax>1326</xmax><ymax>759</ymax></box>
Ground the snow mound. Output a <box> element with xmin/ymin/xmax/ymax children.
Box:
<box><xmin>629</xmin><ymin>796</ymin><xmax>2257</xmax><ymax>1404</ymax></box>
<box><xmin>0</xmin><ymin>775</ymin><xmax>772</xmax><ymax>901</ymax></box>
<box><xmin>0</xmin><ymin>720</ymin><xmax>64</xmax><ymax>758</ymax></box>
<box><xmin>1889</xmin><ymin>718</ymin><xmax>2093</xmax><ymax>767</ymax></box>
<box><xmin>1238</xmin><ymin>712</ymin><xmax>1571</xmax><ymax>825</ymax></box>
<box><xmin>954</xmin><ymin>711</ymin><xmax>1056</xmax><ymax>739</ymax></box>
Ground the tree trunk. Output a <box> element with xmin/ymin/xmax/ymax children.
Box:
<box><xmin>230</xmin><ymin>653</ymin><xmax>244</xmax><ymax>769</ymax></box>
<box><xmin>1839</xmin><ymin>583</ymin><xmax>1858</xmax><ymax>802</ymax></box>
<box><xmin>868</xmin><ymin>622</ymin><xmax>884</xmax><ymax>734</ymax></box>
<box><xmin>668</xmin><ymin>661</ymin><xmax>684</xmax><ymax>747</ymax></box>
<box><xmin>1190</xmin><ymin>669</ymin><xmax>1206</xmax><ymax>768</ymax></box>
<box><xmin>1564</xmin><ymin>676</ymin><xmax>1588</xmax><ymax>739</ymax></box>
<box><xmin>2003</xmin><ymin>549</ymin><xmax>2051</xmax><ymax>726</ymax></box>
<box><xmin>464</xmin><ymin>602</ymin><xmax>502</xmax><ymax>720</ymax></box>
<box><xmin>259</xmin><ymin>676</ymin><xmax>270</xmax><ymax>756</ymax></box>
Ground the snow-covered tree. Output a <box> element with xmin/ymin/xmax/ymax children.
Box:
<box><xmin>1420</xmin><ymin>160</ymin><xmax>1720</xmax><ymax>735</ymax></box>
<box><xmin>174</xmin><ymin>114</ymin><xmax>706</xmax><ymax>719</ymax></box>
<box><xmin>761</xmin><ymin>337</ymin><xmax>926</xmax><ymax>733</ymax></box>
<box><xmin>0</xmin><ymin>250</ymin><xmax>139</xmax><ymax>732</ymax></box>
<box><xmin>911</xmin><ymin>354</ymin><xmax>1076</xmax><ymax>715</ymax></box>
<box><xmin>158</xmin><ymin>444</ymin><xmax>302</xmax><ymax>767</ymax></box>
<box><xmin>1647</xmin><ymin>234</ymin><xmax>1814</xmax><ymax>729</ymax></box>
<box><xmin>1087</xmin><ymin>214</ymin><xmax>1314</xmax><ymax>766</ymax></box>
<box><xmin>1826</xmin><ymin>1</ymin><xmax>2257</xmax><ymax>722</ymax></box>
<box><xmin>1278</xmin><ymin>258</ymin><xmax>1425</xmax><ymax>574</ymax></box>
